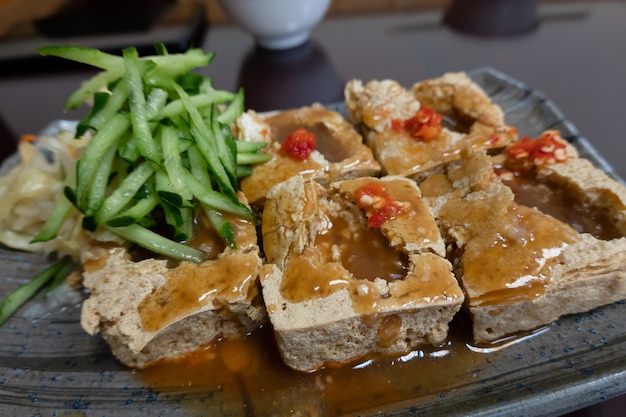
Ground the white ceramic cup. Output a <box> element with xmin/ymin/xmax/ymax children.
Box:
<box><xmin>218</xmin><ymin>0</ymin><xmax>332</xmax><ymax>50</ymax></box>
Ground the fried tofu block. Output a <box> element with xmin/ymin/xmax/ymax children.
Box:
<box><xmin>80</xmin><ymin>197</ymin><xmax>266</xmax><ymax>369</ymax></box>
<box><xmin>421</xmin><ymin>144</ymin><xmax>626</xmax><ymax>343</ymax></box>
<box><xmin>236</xmin><ymin>103</ymin><xmax>381</xmax><ymax>208</ymax></box>
<box><xmin>344</xmin><ymin>72</ymin><xmax>517</xmax><ymax>181</ymax></box>
<box><xmin>260</xmin><ymin>175</ymin><xmax>464</xmax><ymax>371</ymax></box>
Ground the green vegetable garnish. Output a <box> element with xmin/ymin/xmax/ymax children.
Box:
<box><xmin>0</xmin><ymin>256</ymin><xmax>75</xmax><ymax>326</ymax></box>
<box><xmin>34</xmin><ymin>43</ymin><xmax>271</xmax><ymax>261</ymax></box>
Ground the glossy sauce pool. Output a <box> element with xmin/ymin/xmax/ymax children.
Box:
<box><xmin>502</xmin><ymin>172</ymin><xmax>622</xmax><ymax>240</ymax></box>
<box><xmin>139</xmin><ymin>316</ymin><xmax>502</xmax><ymax>416</ymax></box>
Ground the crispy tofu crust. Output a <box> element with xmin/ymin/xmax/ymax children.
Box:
<box><xmin>421</xmin><ymin>146</ymin><xmax>626</xmax><ymax>342</ymax></box>
<box><xmin>237</xmin><ymin>103</ymin><xmax>380</xmax><ymax>208</ymax></box>
<box><xmin>344</xmin><ymin>72</ymin><xmax>517</xmax><ymax>181</ymax></box>
<box><xmin>80</xmin><ymin>195</ymin><xmax>266</xmax><ymax>369</ymax></box>
<box><xmin>261</xmin><ymin>175</ymin><xmax>464</xmax><ymax>371</ymax></box>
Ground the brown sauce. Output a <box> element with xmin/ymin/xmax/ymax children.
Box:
<box><xmin>185</xmin><ymin>213</ymin><xmax>226</xmax><ymax>260</ymax></box>
<box><xmin>441</xmin><ymin>113</ymin><xmax>472</xmax><ymax>134</ymax></box>
<box><xmin>272</xmin><ymin>121</ymin><xmax>349</xmax><ymax>162</ymax></box>
<box><xmin>375</xmin><ymin>314</ymin><xmax>403</xmax><ymax>348</ymax></box>
<box><xmin>137</xmin><ymin>252</ymin><xmax>259</xmax><ymax>332</ymax></box>
<box><xmin>425</xmin><ymin>163</ymin><xmax>580</xmax><ymax>307</ymax></box>
<box><xmin>240</xmin><ymin>153</ymin><xmax>325</xmax><ymax>204</ymax></box>
<box><xmin>240</xmin><ymin>106</ymin><xmax>382</xmax><ymax>206</ymax></box>
<box><xmin>315</xmin><ymin>212</ymin><xmax>409</xmax><ymax>283</ymax></box>
<box><xmin>129</xmin><ymin>209</ymin><xmax>254</xmax><ymax>263</ymax></box>
<box><xmin>139</xmin><ymin>318</ymin><xmax>494</xmax><ymax>416</ymax></box>
<box><xmin>278</xmin><ymin>246</ymin><xmax>360</xmax><ymax>304</ymax></box>
<box><xmin>150</xmin><ymin>205</ymin><xmax>258</xmax><ymax>254</ymax></box>
<box><xmin>503</xmin><ymin>172</ymin><xmax>622</xmax><ymax>240</ymax></box>
<box><xmin>264</xmin><ymin>107</ymin><xmax>357</xmax><ymax>162</ymax></box>
<box><xmin>269</xmin><ymin>176</ymin><xmax>465</xmax><ymax>315</ymax></box>
<box><xmin>460</xmin><ymin>204</ymin><xmax>578</xmax><ymax>306</ymax></box>
<box><xmin>137</xmin><ymin>210</ymin><xmax>260</xmax><ymax>333</ymax></box>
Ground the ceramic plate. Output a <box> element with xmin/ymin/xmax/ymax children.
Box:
<box><xmin>0</xmin><ymin>68</ymin><xmax>625</xmax><ymax>417</ymax></box>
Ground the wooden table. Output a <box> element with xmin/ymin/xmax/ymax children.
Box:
<box><xmin>0</xmin><ymin>1</ymin><xmax>625</xmax><ymax>415</ymax></box>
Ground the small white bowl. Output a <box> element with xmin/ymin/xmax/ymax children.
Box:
<box><xmin>218</xmin><ymin>0</ymin><xmax>332</xmax><ymax>50</ymax></box>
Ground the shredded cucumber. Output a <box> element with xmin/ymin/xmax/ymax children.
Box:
<box><xmin>0</xmin><ymin>40</ymin><xmax>274</xmax><ymax>327</ymax></box>
<box><xmin>34</xmin><ymin>43</ymin><xmax>269</xmax><ymax>263</ymax></box>
<box><xmin>0</xmin><ymin>256</ymin><xmax>75</xmax><ymax>326</ymax></box>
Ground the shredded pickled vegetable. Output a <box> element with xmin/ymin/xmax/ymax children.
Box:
<box><xmin>0</xmin><ymin>129</ymin><xmax>89</xmax><ymax>260</ymax></box>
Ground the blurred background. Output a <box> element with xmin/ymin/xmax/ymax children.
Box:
<box><xmin>198</xmin><ymin>0</ymin><xmax>584</xmax><ymax>25</ymax></box>
<box><xmin>0</xmin><ymin>0</ymin><xmax>587</xmax><ymax>41</ymax></box>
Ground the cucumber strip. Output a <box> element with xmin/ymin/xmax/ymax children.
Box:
<box><xmin>144</xmin><ymin>63</ymin><xmax>213</xmax><ymax>91</ymax></box>
<box><xmin>153</xmin><ymin>42</ymin><xmax>168</xmax><ymax>56</ymax></box>
<box><xmin>160</xmin><ymin>124</ymin><xmax>192</xmax><ymax>202</ymax></box>
<box><xmin>145</xmin><ymin>88</ymin><xmax>169</xmax><ymax>121</ymax></box>
<box><xmin>185</xmin><ymin>171</ymin><xmax>253</xmax><ymax>220</ymax></box>
<box><xmin>110</xmin><ymin>224</ymin><xmax>203</xmax><ymax>263</ymax></box>
<box><xmin>38</xmin><ymin>46</ymin><xmax>211</xmax><ymax>73</ymax></box>
<box><xmin>205</xmin><ymin>207</ymin><xmax>236</xmax><ymax>249</ymax></box>
<box><xmin>174</xmin><ymin>84</ymin><xmax>236</xmax><ymax>198</ymax></box>
<box><xmin>118</xmin><ymin>131</ymin><xmax>141</xmax><ymax>164</ymax></box>
<box><xmin>162</xmin><ymin>202</ymin><xmax>193</xmax><ymax>242</ymax></box>
<box><xmin>46</xmin><ymin>257</ymin><xmax>78</xmax><ymax>294</ymax></box>
<box><xmin>137</xmin><ymin>216</ymin><xmax>157</xmax><ymax>229</ymax></box>
<box><xmin>155</xmin><ymin>169</ymin><xmax>189</xmax><ymax>208</ymax></box>
<box><xmin>198</xmin><ymin>107</ymin><xmax>213</xmax><ymax>121</ymax></box>
<box><xmin>235</xmin><ymin>140</ymin><xmax>268</xmax><ymax>153</ymax></box>
<box><xmin>176</xmin><ymin>72</ymin><xmax>208</xmax><ymax>95</ymax></box>
<box><xmin>64</xmin><ymin>185</ymin><xmax>77</xmax><ymax>206</ymax></box>
<box><xmin>85</xmin><ymin>81</ymin><xmax>130</xmax><ymax>132</ymax></box>
<box><xmin>187</xmin><ymin>145</ymin><xmax>213</xmax><ymax>187</ymax></box>
<box><xmin>75</xmin><ymin>112</ymin><xmax>129</xmax><ymax>211</ymax></box>
<box><xmin>30</xmin><ymin>193</ymin><xmax>74</xmax><ymax>243</ymax></box>
<box><xmin>236</xmin><ymin>165</ymin><xmax>253</xmax><ymax>178</ymax></box>
<box><xmin>65</xmin><ymin>68</ymin><xmax>126</xmax><ymax>110</ymax></box>
<box><xmin>84</xmin><ymin>141</ymin><xmax>118</xmax><ymax>217</ymax></box>
<box><xmin>123</xmin><ymin>48</ymin><xmax>161</xmax><ymax>165</ymax></box>
<box><xmin>146</xmin><ymin>49</ymin><xmax>215</xmax><ymax>79</ymax></box>
<box><xmin>236</xmin><ymin>152</ymin><xmax>272</xmax><ymax>165</ymax></box>
<box><xmin>156</xmin><ymin>90</ymin><xmax>236</xmax><ymax>121</ymax></box>
<box><xmin>217</xmin><ymin>88</ymin><xmax>244</xmax><ymax>126</ymax></box>
<box><xmin>38</xmin><ymin>46</ymin><xmax>123</xmax><ymax>70</ymax></box>
<box><xmin>142</xmin><ymin>75</ymin><xmax>175</xmax><ymax>90</ymax></box>
<box><xmin>106</xmin><ymin>193</ymin><xmax>159</xmax><ymax>227</ymax></box>
<box><xmin>110</xmin><ymin>153</ymin><xmax>132</xmax><ymax>182</ymax></box>
<box><xmin>95</xmin><ymin>161</ymin><xmax>155</xmax><ymax>225</ymax></box>
<box><xmin>198</xmin><ymin>77</ymin><xmax>215</xmax><ymax>94</ymax></box>
<box><xmin>210</xmin><ymin>106</ymin><xmax>238</xmax><ymax>187</ymax></box>
<box><xmin>178</xmin><ymin>207</ymin><xmax>194</xmax><ymax>242</ymax></box>
<box><xmin>76</xmin><ymin>91</ymin><xmax>109</xmax><ymax>137</ymax></box>
<box><xmin>0</xmin><ymin>255</ymin><xmax>74</xmax><ymax>326</ymax></box>
<box><xmin>162</xmin><ymin>200</ymin><xmax>182</xmax><ymax>227</ymax></box>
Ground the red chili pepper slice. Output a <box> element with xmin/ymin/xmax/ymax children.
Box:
<box><xmin>355</xmin><ymin>182</ymin><xmax>403</xmax><ymax>228</ymax></box>
<box><xmin>391</xmin><ymin>105</ymin><xmax>443</xmax><ymax>142</ymax></box>
<box><xmin>507</xmin><ymin>130</ymin><xmax>568</xmax><ymax>168</ymax></box>
<box><xmin>280</xmin><ymin>128</ymin><xmax>316</xmax><ymax>161</ymax></box>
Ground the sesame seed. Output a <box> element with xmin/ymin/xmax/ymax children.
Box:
<box><xmin>554</xmin><ymin>148</ymin><xmax>567</xmax><ymax>160</ymax></box>
<box><xmin>359</xmin><ymin>195</ymin><xmax>374</xmax><ymax>206</ymax></box>
<box><xmin>357</xmin><ymin>284</ymin><xmax>369</xmax><ymax>296</ymax></box>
